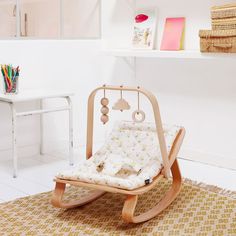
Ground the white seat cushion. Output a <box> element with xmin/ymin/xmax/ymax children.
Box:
<box><xmin>57</xmin><ymin>121</ymin><xmax>181</xmax><ymax>190</ymax></box>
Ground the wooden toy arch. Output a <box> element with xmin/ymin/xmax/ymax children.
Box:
<box><xmin>86</xmin><ymin>85</ymin><xmax>170</xmax><ymax>178</ymax></box>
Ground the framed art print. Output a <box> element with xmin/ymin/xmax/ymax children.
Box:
<box><xmin>132</xmin><ymin>9</ymin><xmax>157</xmax><ymax>49</ymax></box>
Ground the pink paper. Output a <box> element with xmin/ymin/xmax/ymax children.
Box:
<box><xmin>161</xmin><ymin>17</ymin><xmax>185</xmax><ymax>51</ymax></box>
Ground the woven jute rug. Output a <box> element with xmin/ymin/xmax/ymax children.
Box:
<box><xmin>0</xmin><ymin>179</ymin><xmax>235</xmax><ymax>236</ymax></box>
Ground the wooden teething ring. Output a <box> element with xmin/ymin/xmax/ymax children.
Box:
<box><xmin>132</xmin><ymin>110</ymin><xmax>145</xmax><ymax>123</ymax></box>
<box><xmin>132</xmin><ymin>87</ymin><xmax>146</xmax><ymax>123</ymax></box>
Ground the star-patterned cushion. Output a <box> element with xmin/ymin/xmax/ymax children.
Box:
<box><xmin>57</xmin><ymin>121</ymin><xmax>181</xmax><ymax>190</ymax></box>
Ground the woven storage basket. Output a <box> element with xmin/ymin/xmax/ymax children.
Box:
<box><xmin>212</xmin><ymin>18</ymin><xmax>236</xmax><ymax>30</ymax></box>
<box><xmin>211</xmin><ymin>4</ymin><xmax>236</xmax><ymax>19</ymax></box>
<box><xmin>199</xmin><ymin>29</ymin><xmax>236</xmax><ymax>53</ymax></box>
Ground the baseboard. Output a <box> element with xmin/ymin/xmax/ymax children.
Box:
<box><xmin>0</xmin><ymin>144</ymin><xmax>40</xmax><ymax>160</ymax></box>
<box><xmin>180</xmin><ymin>148</ymin><xmax>236</xmax><ymax>171</ymax></box>
<box><xmin>0</xmin><ymin>141</ymin><xmax>81</xmax><ymax>161</ymax></box>
<box><xmin>0</xmin><ymin>136</ymin><xmax>87</xmax><ymax>161</ymax></box>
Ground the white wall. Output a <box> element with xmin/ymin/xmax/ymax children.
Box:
<box><xmin>0</xmin><ymin>0</ymin><xmax>235</xmax><ymax>171</ymax></box>
<box><xmin>101</xmin><ymin>0</ymin><xmax>236</xmax><ymax>169</ymax></box>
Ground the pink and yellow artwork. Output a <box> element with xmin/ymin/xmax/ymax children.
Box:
<box><xmin>161</xmin><ymin>17</ymin><xmax>185</xmax><ymax>51</ymax></box>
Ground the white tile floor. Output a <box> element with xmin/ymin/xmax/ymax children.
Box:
<box><xmin>0</xmin><ymin>147</ymin><xmax>235</xmax><ymax>203</ymax></box>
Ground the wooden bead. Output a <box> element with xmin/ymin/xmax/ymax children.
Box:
<box><xmin>101</xmin><ymin>98</ymin><xmax>109</xmax><ymax>106</ymax></box>
<box><xmin>101</xmin><ymin>106</ymin><xmax>109</xmax><ymax>115</ymax></box>
<box><xmin>101</xmin><ymin>114</ymin><xmax>109</xmax><ymax>124</ymax></box>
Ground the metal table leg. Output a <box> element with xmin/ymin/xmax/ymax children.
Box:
<box><xmin>66</xmin><ymin>96</ymin><xmax>74</xmax><ymax>166</ymax></box>
<box><xmin>40</xmin><ymin>99</ymin><xmax>44</xmax><ymax>155</ymax></box>
<box><xmin>5</xmin><ymin>96</ymin><xmax>73</xmax><ymax>177</ymax></box>
<box><xmin>10</xmin><ymin>103</ymin><xmax>17</xmax><ymax>178</ymax></box>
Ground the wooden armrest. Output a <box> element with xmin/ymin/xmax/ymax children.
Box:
<box><xmin>169</xmin><ymin>128</ymin><xmax>185</xmax><ymax>166</ymax></box>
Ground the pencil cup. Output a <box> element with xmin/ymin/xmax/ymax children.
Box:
<box><xmin>1</xmin><ymin>64</ymin><xmax>20</xmax><ymax>95</ymax></box>
<box><xmin>3</xmin><ymin>76</ymin><xmax>19</xmax><ymax>94</ymax></box>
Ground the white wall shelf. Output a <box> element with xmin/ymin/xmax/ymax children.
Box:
<box><xmin>102</xmin><ymin>49</ymin><xmax>236</xmax><ymax>60</ymax></box>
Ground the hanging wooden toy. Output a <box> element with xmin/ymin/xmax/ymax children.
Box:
<box><xmin>100</xmin><ymin>85</ymin><xmax>109</xmax><ymax>124</ymax></box>
<box><xmin>112</xmin><ymin>85</ymin><xmax>131</xmax><ymax>112</ymax></box>
<box><xmin>132</xmin><ymin>87</ymin><xmax>146</xmax><ymax>123</ymax></box>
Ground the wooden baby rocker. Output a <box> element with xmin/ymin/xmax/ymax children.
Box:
<box><xmin>51</xmin><ymin>85</ymin><xmax>185</xmax><ymax>223</ymax></box>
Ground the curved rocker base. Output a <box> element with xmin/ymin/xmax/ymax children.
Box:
<box><xmin>122</xmin><ymin>159</ymin><xmax>182</xmax><ymax>223</ymax></box>
<box><xmin>51</xmin><ymin>182</ymin><xmax>106</xmax><ymax>209</ymax></box>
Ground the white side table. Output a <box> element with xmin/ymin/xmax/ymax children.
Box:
<box><xmin>0</xmin><ymin>89</ymin><xmax>74</xmax><ymax>178</ymax></box>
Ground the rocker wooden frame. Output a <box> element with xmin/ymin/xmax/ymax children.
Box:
<box><xmin>51</xmin><ymin>85</ymin><xmax>185</xmax><ymax>223</ymax></box>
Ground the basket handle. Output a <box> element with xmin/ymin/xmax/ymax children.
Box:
<box><xmin>213</xmin><ymin>43</ymin><xmax>232</xmax><ymax>49</ymax></box>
